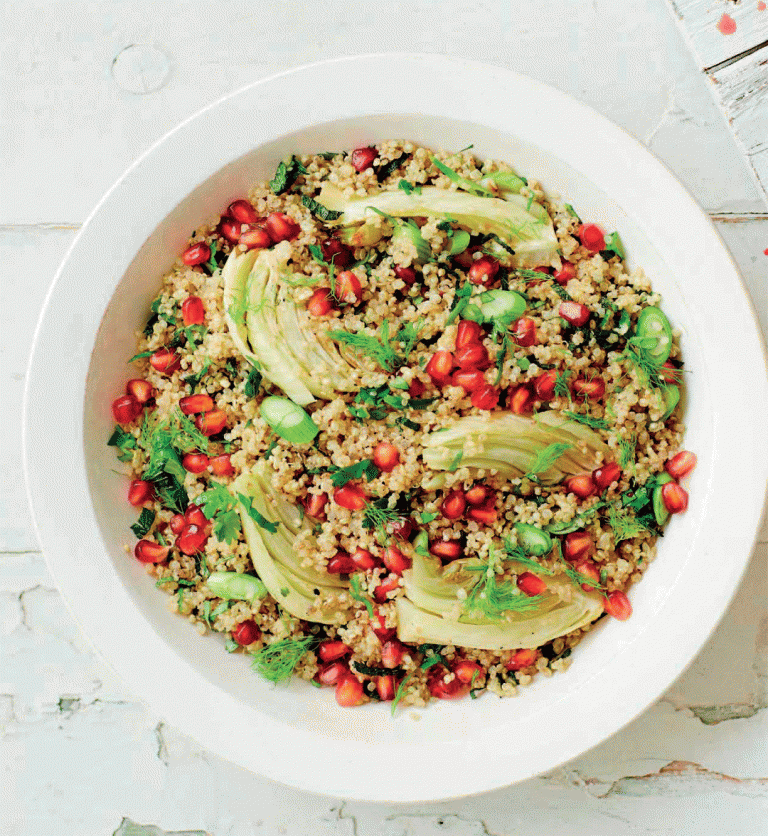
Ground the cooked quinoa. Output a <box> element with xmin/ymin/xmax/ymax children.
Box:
<box><xmin>109</xmin><ymin>141</ymin><xmax>690</xmax><ymax>710</ymax></box>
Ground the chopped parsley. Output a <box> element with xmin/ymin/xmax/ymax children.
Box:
<box><xmin>130</xmin><ymin>508</ymin><xmax>155</xmax><ymax>539</ymax></box>
<box><xmin>182</xmin><ymin>357</ymin><xmax>211</xmax><ymax>391</ymax></box>
<box><xmin>419</xmin><ymin>511</ymin><xmax>438</xmax><ymax>525</ymax></box>
<box><xmin>237</xmin><ymin>492</ymin><xmax>280</xmax><ymax>534</ymax></box>
<box><xmin>244</xmin><ymin>365</ymin><xmax>262</xmax><ymax>398</ymax></box>
<box><xmin>329</xmin><ymin>459</ymin><xmax>379</xmax><ymax>488</ymax></box>
<box><xmin>107</xmin><ymin>426</ymin><xmax>137</xmax><ymax>463</ymax></box>
<box><xmin>194</xmin><ymin>482</ymin><xmax>242</xmax><ymax>543</ymax></box>
<box><xmin>251</xmin><ymin>636</ymin><xmax>316</xmax><ymax>683</ymax></box>
<box><xmin>445</xmin><ymin>282</ymin><xmax>473</xmax><ymax>325</ymax></box>
<box><xmin>269</xmin><ymin>155</ymin><xmax>307</xmax><ymax>195</ymax></box>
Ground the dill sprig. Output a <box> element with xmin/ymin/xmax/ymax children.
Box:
<box><xmin>553</xmin><ymin>370</ymin><xmax>573</xmax><ymax>401</ymax></box>
<box><xmin>503</xmin><ymin>540</ymin><xmax>555</xmax><ymax>575</ymax></box>
<box><xmin>525</xmin><ymin>442</ymin><xmax>573</xmax><ymax>480</ymax></box>
<box><xmin>622</xmin><ymin>336</ymin><xmax>668</xmax><ymax>390</ymax></box>
<box><xmin>555</xmin><ymin>543</ymin><xmax>604</xmax><ymax>591</ymax></box>
<box><xmin>607</xmin><ymin>503</ymin><xmax>645</xmax><ymax>544</ymax></box>
<box><xmin>563</xmin><ymin>410</ymin><xmax>609</xmax><ymax>430</ymax></box>
<box><xmin>251</xmin><ymin>636</ymin><xmax>316</xmax><ymax>683</ymax></box>
<box><xmin>362</xmin><ymin>497</ymin><xmax>404</xmax><ymax>540</ymax></box>
<box><xmin>618</xmin><ymin>434</ymin><xmax>637</xmax><ymax>471</ymax></box>
<box><xmin>464</xmin><ymin>567</ymin><xmax>543</xmax><ymax>620</ymax></box>
<box><xmin>349</xmin><ymin>574</ymin><xmax>374</xmax><ymax>618</ymax></box>
<box><xmin>328</xmin><ymin>320</ymin><xmax>423</xmax><ymax>371</ymax></box>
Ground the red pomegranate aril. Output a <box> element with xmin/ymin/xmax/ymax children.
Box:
<box><xmin>333</xmin><ymin>484</ymin><xmax>366</xmax><ymax>511</ymax></box>
<box><xmin>307</xmin><ymin>287</ymin><xmax>335</xmax><ymax>317</ymax></box>
<box><xmin>383</xmin><ymin>545</ymin><xmax>411</xmax><ymax>575</ymax></box>
<box><xmin>179</xmin><ymin>393</ymin><xmax>214</xmax><ymax>415</ymax></box>
<box><xmin>660</xmin><ymin>361</ymin><xmax>681</xmax><ymax>384</ymax></box>
<box><xmin>334</xmin><ymin>270</ymin><xmax>362</xmax><ymax>305</ymax></box>
<box><xmin>593</xmin><ymin>462</ymin><xmax>622</xmax><ymax>491</ymax></box>
<box><xmin>564</xmin><ymin>531</ymin><xmax>594</xmax><ymax>563</ymax></box>
<box><xmin>112</xmin><ymin>394</ymin><xmax>142</xmax><ymax>424</ymax></box>
<box><xmin>468</xmin><ymin>256</ymin><xmax>499</xmax><ymax>285</ymax></box>
<box><xmin>182</xmin><ymin>452</ymin><xmax>209</xmax><ymax>474</ymax></box>
<box><xmin>666</xmin><ymin>450</ymin><xmax>697</xmax><ymax>481</ymax></box>
<box><xmin>661</xmin><ymin>482</ymin><xmax>689</xmax><ymax>514</ymax></box>
<box><xmin>239</xmin><ymin>225</ymin><xmax>272</xmax><ymax>250</ymax></box>
<box><xmin>265</xmin><ymin>212</ymin><xmax>300</xmax><ymax>243</ymax></box>
<box><xmin>429</xmin><ymin>540</ymin><xmax>462</xmax><ymax>561</ymax></box>
<box><xmin>327</xmin><ymin>551</ymin><xmax>356</xmax><ymax>574</ymax></box>
<box><xmin>209</xmin><ymin>454</ymin><xmax>234</xmax><ymax>477</ymax></box>
<box><xmin>427</xmin><ymin>665</ymin><xmax>470</xmax><ymax>700</ymax></box>
<box><xmin>185</xmin><ymin>504</ymin><xmax>208</xmax><ymax>528</ymax></box>
<box><xmin>181</xmin><ymin>242</ymin><xmax>211</xmax><ymax>266</ymax></box>
<box><xmin>564</xmin><ymin>474</ymin><xmax>596</xmax><ymax>500</ymax></box>
<box><xmin>177</xmin><ymin>524</ymin><xmax>208</xmax><ymax>555</ymax></box>
<box><xmin>376</xmin><ymin>675</ymin><xmax>397</xmax><ymax>701</ymax></box>
<box><xmin>505</xmin><ymin>648</ymin><xmax>539</xmax><ymax>671</ymax></box>
<box><xmin>425</xmin><ymin>350</ymin><xmax>455</xmax><ymax>386</ymax></box>
<box><xmin>351</xmin><ymin>146</ymin><xmax>377</xmax><ymax>172</ymax></box>
<box><xmin>149</xmin><ymin>348</ymin><xmax>181</xmax><ymax>375</ymax></box>
<box><xmin>559</xmin><ymin>301</ymin><xmax>590</xmax><ymax>327</ymax></box>
<box><xmin>335</xmin><ymin>674</ymin><xmax>364</xmax><ymax>707</ymax></box>
<box><xmin>232</xmin><ymin>619</ymin><xmax>260</xmax><ymax>647</ymax></box>
<box><xmin>454</xmin><ymin>659</ymin><xmax>484</xmax><ymax>685</ymax></box>
<box><xmin>456</xmin><ymin>319</ymin><xmax>483</xmax><ymax>350</ymax></box>
<box><xmin>467</xmin><ymin>503</ymin><xmax>498</xmax><ymax>525</ymax></box>
<box><xmin>181</xmin><ymin>295</ymin><xmax>205</xmax><ymax>326</ymax></box>
<box><xmin>572</xmin><ymin>377</ymin><xmax>605</xmax><ymax>400</ymax></box>
<box><xmin>321</xmin><ymin>238</ymin><xmax>354</xmax><ymax>269</ymax></box>
<box><xmin>134</xmin><ymin>539</ymin><xmax>170</xmax><ymax>564</ymax></box>
<box><xmin>373</xmin><ymin>574</ymin><xmax>401</xmax><ymax>603</ymax></box>
<box><xmin>381</xmin><ymin>639</ymin><xmax>405</xmax><ymax>669</ymax></box>
<box><xmin>128</xmin><ymin>479</ymin><xmax>153</xmax><ymax>507</ymax></box>
<box><xmin>512</xmin><ymin>317</ymin><xmax>537</xmax><ymax>347</ymax></box>
<box><xmin>373</xmin><ymin>610</ymin><xmax>396</xmax><ymax>642</ymax></box>
<box><xmin>318</xmin><ymin>640</ymin><xmax>351</xmax><ymax>663</ymax></box>
<box><xmin>126</xmin><ymin>378</ymin><xmax>154</xmax><ymax>404</ymax></box>
<box><xmin>169</xmin><ymin>514</ymin><xmax>186</xmax><ymax>535</ymax></box>
<box><xmin>408</xmin><ymin>378</ymin><xmax>426</xmax><ymax>398</ymax></box>
<box><xmin>517</xmin><ymin>572</ymin><xmax>547</xmax><ymax>596</ymax></box>
<box><xmin>351</xmin><ymin>547</ymin><xmax>378</xmax><ymax>571</ymax></box>
<box><xmin>304</xmin><ymin>492</ymin><xmax>328</xmax><ymax>520</ymax></box>
<box><xmin>218</xmin><ymin>218</ymin><xmax>242</xmax><ymax>243</ymax></box>
<box><xmin>394</xmin><ymin>265</ymin><xmax>418</xmax><ymax>286</ymax></box>
<box><xmin>455</xmin><ymin>343</ymin><xmax>490</xmax><ymax>370</ymax></box>
<box><xmin>227</xmin><ymin>199</ymin><xmax>258</xmax><ymax>224</ymax></box>
<box><xmin>452</xmin><ymin>368</ymin><xmax>486</xmax><ymax>393</ymax></box>
<box><xmin>195</xmin><ymin>409</ymin><xmax>227</xmax><ymax>436</ymax></box>
<box><xmin>373</xmin><ymin>441</ymin><xmax>400</xmax><ymax>472</ymax></box>
<box><xmin>579</xmin><ymin>223</ymin><xmax>606</xmax><ymax>252</ymax></box>
<box><xmin>603</xmin><ymin>590</ymin><xmax>632</xmax><ymax>621</ymax></box>
<box><xmin>574</xmin><ymin>560</ymin><xmax>600</xmax><ymax>591</ymax></box>
<box><xmin>465</xmin><ymin>485</ymin><xmax>488</xmax><ymax>506</ymax></box>
<box><xmin>508</xmin><ymin>385</ymin><xmax>533</xmax><ymax>414</ymax></box>
<box><xmin>317</xmin><ymin>661</ymin><xmax>348</xmax><ymax>686</ymax></box>
<box><xmin>471</xmin><ymin>384</ymin><xmax>500</xmax><ymax>411</ymax></box>
<box><xmin>441</xmin><ymin>490</ymin><xmax>466</xmax><ymax>520</ymax></box>
<box><xmin>554</xmin><ymin>261</ymin><xmax>576</xmax><ymax>285</ymax></box>
<box><xmin>389</xmin><ymin>518</ymin><xmax>413</xmax><ymax>541</ymax></box>
<box><xmin>535</xmin><ymin>370</ymin><xmax>557</xmax><ymax>400</ymax></box>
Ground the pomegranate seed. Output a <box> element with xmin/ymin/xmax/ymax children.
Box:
<box><xmin>218</xmin><ymin>218</ymin><xmax>242</xmax><ymax>243</ymax></box>
<box><xmin>383</xmin><ymin>545</ymin><xmax>411</xmax><ymax>575</ymax></box>
<box><xmin>334</xmin><ymin>270</ymin><xmax>362</xmax><ymax>305</ymax></box>
<box><xmin>265</xmin><ymin>212</ymin><xmax>300</xmax><ymax>243</ymax></box>
<box><xmin>455</xmin><ymin>343</ymin><xmax>490</xmax><ymax>370</ymax></box>
<box><xmin>468</xmin><ymin>256</ymin><xmax>499</xmax><ymax>285</ymax></box>
<box><xmin>574</xmin><ymin>560</ymin><xmax>600</xmax><ymax>591</ymax></box>
<box><xmin>373</xmin><ymin>441</ymin><xmax>400</xmax><ymax>472</ymax></box>
<box><xmin>233</xmin><ymin>620</ymin><xmax>260</xmax><ymax>646</ymax></box>
<box><xmin>373</xmin><ymin>574</ymin><xmax>400</xmax><ymax>603</ymax></box>
<box><xmin>185</xmin><ymin>504</ymin><xmax>208</xmax><ymax>528</ymax></box>
<box><xmin>505</xmin><ymin>648</ymin><xmax>539</xmax><ymax>671</ymax></box>
<box><xmin>593</xmin><ymin>462</ymin><xmax>622</xmax><ymax>491</ymax></box>
<box><xmin>239</xmin><ymin>225</ymin><xmax>272</xmax><ymax>250</ymax></box>
<box><xmin>179</xmin><ymin>394</ymin><xmax>214</xmax><ymax>415</ymax></box>
<box><xmin>209</xmin><ymin>454</ymin><xmax>234</xmax><ymax>477</ymax></box>
<box><xmin>134</xmin><ymin>539</ymin><xmax>169</xmax><ymax>564</ymax></box>
<box><xmin>318</xmin><ymin>661</ymin><xmax>348</xmax><ymax>686</ymax></box>
<box><xmin>376</xmin><ymin>675</ymin><xmax>397</xmax><ymax>701</ymax></box>
<box><xmin>351</xmin><ymin>548</ymin><xmax>378</xmax><ymax>571</ymax></box>
<box><xmin>321</xmin><ymin>238</ymin><xmax>354</xmax><ymax>269</ymax></box>
<box><xmin>425</xmin><ymin>350</ymin><xmax>455</xmax><ymax>386</ymax></box>
<box><xmin>149</xmin><ymin>348</ymin><xmax>181</xmax><ymax>375</ymax></box>
<box><xmin>127</xmin><ymin>479</ymin><xmax>153</xmax><ymax>506</ymax></box>
<box><xmin>465</xmin><ymin>485</ymin><xmax>489</xmax><ymax>506</ymax></box>
<box><xmin>177</xmin><ymin>524</ymin><xmax>208</xmax><ymax>555</ymax></box>
<box><xmin>391</xmin><ymin>265</ymin><xmax>416</xmax><ymax>288</ymax></box>
<box><xmin>112</xmin><ymin>394</ymin><xmax>142</xmax><ymax>424</ymax></box>
<box><xmin>333</xmin><ymin>484</ymin><xmax>366</xmax><ymax>511</ymax></box>
<box><xmin>554</xmin><ymin>262</ymin><xmax>576</xmax><ymax>285</ymax></box>
<box><xmin>441</xmin><ymin>490</ymin><xmax>466</xmax><ymax>520</ymax></box>
<box><xmin>579</xmin><ymin>223</ymin><xmax>606</xmax><ymax>252</ymax></box>
<box><xmin>452</xmin><ymin>246</ymin><xmax>479</xmax><ymax>271</ymax></box>
<box><xmin>451</xmin><ymin>368</ymin><xmax>486</xmax><ymax>393</ymax></box>
<box><xmin>318</xmin><ymin>640</ymin><xmax>351</xmax><ymax>663</ymax></box>
<box><xmin>517</xmin><ymin>572</ymin><xmax>547</xmax><ymax>596</ymax></box>
<box><xmin>327</xmin><ymin>551</ymin><xmax>356</xmax><ymax>574</ymax></box>
<box><xmin>408</xmin><ymin>378</ymin><xmax>426</xmax><ymax>398</ymax></box>
<box><xmin>373</xmin><ymin>610</ymin><xmax>396</xmax><ymax>642</ymax></box>
<box><xmin>181</xmin><ymin>295</ymin><xmax>205</xmax><ymax>326</ymax></box>
<box><xmin>559</xmin><ymin>301</ymin><xmax>590</xmax><ymax>327</ymax></box>
<box><xmin>508</xmin><ymin>385</ymin><xmax>533</xmax><ymax>414</ymax></box>
<box><xmin>126</xmin><ymin>378</ymin><xmax>154</xmax><ymax>404</ymax></box>
<box><xmin>429</xmin><ymin>540</ymin><xmax>462</xmax><ymax>561</ymax></box>
<box><xmin>535</xmin><ymin>370</ymin><xmax>557</xmax><ymax>400</ymax></box>
<box><xmin>456</xmin><ymin>319</ymin><xmax>483</xmax><ymax>350</ymax></box>
<box><xmin>453</xmin><ymin>659</ymin><xmax>484</xmax><ymax>685</ymax></box>
<box><xmin>307</xmin><ymin>287</ymin><xmax>335</xmax><ymax>316</ymax></box>
<box><xmin>572</xmin><ymin>377</ymin><xmax>605</xmax><ymax>400</ymax></box>
<box><xmin>227</xmin><ymin>199</ymin><xmax>258</xmax><ymax>224</ymax></box>
<box><xmin>389</xmin><ymin>518</ymin><xmax>413</xmax><ymax>541</ymax></box>
<box><xmin>304</xmin><ymin>492</ymin><xmax>328</xmax><ymax>520</ymax></box>
<box><xmin>182</xmin><ymin>452</ymin><xmax>209</xmax><ymax>474</ymax></box>
<box><xmin>195</xmin><ymin>409</ymin><xmax>227</xmax><ymax>436</ymax></box>
<box><xmin>660</xmin><ymin>361</ymin><xmax>681</xmax><ymax>384</ymax></box>
<box><xmin>512</xmin><ymin>317</ymin><xmax>537</xmax><ymax>347</ymax></box>
<box><xmin>564</xmin><ymin>474</ymin><xmax>596</xmax><ymax>500</ymax></box>
<box><xmin>169</xmin><ymin>514</ymin><xmax>186</xmax><ymax>535</ymax></box>
<box><xmin>181</xmin><ymin>242</ymin><xmax>211</xmax><ymax>266</ymax></box>
<box><xmin>661</xmin><ymin>482</ymin><xmax>689</xmax><ymax>514</ymax></box>
<box><xmin>427</xmin><ymin>665</ymin><xmax>470</xmax><ymax>700</ymax></box>
<box><xmin>471</xmin><ymin>384</ymin><xmax>500</xmax><ymax>411</ymax></box>
<box><xmin>381</xmin><ymin>639</ymin><xmax>405</xmax><ymax>669</ymax></box>
<box><xmin>666</xmin><ymin>451</ymin><xmax>697</xmax><ymax>481</ymax></box>
<box><xmin>603</xmin><ymin>590</ymin><xmax>632</xmax><ymax>621</ymax></box>
<box><xmin>351</xmin><ymin>146</ymin><xmax>377</xmax><ymax>172</ymax></box>
<box><xmin>335</xmin><ymin>674</ymin><xmax>364</xmax><ymax>707</ymax></box>
<box><xmin>564</xmin><ymin>531</ymin><xmax>594</xmax><ymax>563</ymax></box>
<box><xmin>467</xmin><ymin>502</ymin><xmax>498</xmax><ymax>525</ymax></box>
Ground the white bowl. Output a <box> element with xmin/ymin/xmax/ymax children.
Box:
<box><xmin>24</xmin><ymin>54</ymin><xmax>768</xmax><ymax>802</ymax></box>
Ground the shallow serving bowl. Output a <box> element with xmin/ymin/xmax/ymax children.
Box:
<box><xmin>24</xmin><ymin>54</ymin><xmax>768</xmax><ymax>802</ymax></box>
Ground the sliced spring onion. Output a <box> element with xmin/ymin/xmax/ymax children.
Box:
<box><xmin>206</xmin><ymin>571</ymin><xmax>267</xmax><ymax>602</ymax></box>
<box><xmin>260</xmin><ymin>396</ymin><xmax>319</xmax><ymax>444</ymax></box>
<box><xmin>635</xmin><ymin>307</ymin><xmax>672</xmax><ymax>365</ymax></box>
<box><xmin>652</xmin><ymin>473</ymin><xmax>674</xmax><ymax>526</ymax></box>
<box><xmin>660</xmin><ymin>385</ymin><xmax>680</xmax><ymax>420</ymax></box>
<box><xmin>514</xmin><ymin>523</ymin><xmax>553</xmax><ymax>557</ymax></box>
<box><xmin>463</xmin><ymin>289</ymin><xmax>526</xmax><ymax>325</ymax></box>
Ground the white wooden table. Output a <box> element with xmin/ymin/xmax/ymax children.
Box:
<box><xmin>2</xmin><ymin>2</ymin><xmax>767</xmax><ymax>834</ymax></box>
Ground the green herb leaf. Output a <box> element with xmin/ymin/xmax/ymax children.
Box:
<box><xmin>447</xmin><ymin>451</ymin><xmax>463</xmax><ymax>472</ymax></box>
<box><xmin>270</xmin><ymin>155</ymin><xmax>308</xmax><ymax>195</ymax></box>
<box><xmin>130</xmin><ymin>508</ymin><xmax>155</xmax><ymax>539</ymax></box>
<box><xmin>330</xmin><ymin>459</ymin><xmax>379</xmax><ymax>488</ymax></box>
<box><xmin>431</xmin><ymin>157</ymin><xmax>494</xmax><ymax>198</ymax></box>
<box><xmin>376</xmin><ymin>152</ymin><xmax>410</xmax><ymax>182</ymax></box>
<box><xmin>419</xmin><ymin>511</ymin><xmax>438</xmax><ymax>524</ymax></box>
<box><xmin>328</xmin><ymin>323</ymin><xmax>401</xmax><ymax>371</ymax></box>
<box><xmin>251</xmin><ymin>636</ymin><xmax>316</xmax><ymax>683</ymax></box>
<box><xmin>349</xmin><ymin>574</ymin><xmax>374</xmax><ymax>618</ymax></box>
<box><xmin>152</xmin><ymin>470</ymin><xmax>188</xmax><ymax>513</ymax></box>
<box><xmin>107</xmin><ymin>426</ymin><xmax>137</xmax><ymax>463</ymax></box>
<box><xmin>525</xmin><ymin>442</ymin><xmax>573</xmax><ymax>479</ymax></box>
<box><xmin>562</xmin><ymin>410</ymin><xmax>609</xmax><ymax>430</ymax></box>
<box><xmin>127</xmin><ymin>350</ymin><xmax>154</xmax><ymax>363</ymax></box>
<box><xmin>225</xmin><ymin>637</ymin><xmax>240</xmax><ymax>653</ymax></box>
<box><xmin>244</xmin><ymin>365</ymin><xmax>262</xmax><ymax>398</ymax></box>
<box><xmin>397</xmin><ymin>179</ymin><xmax>421</xmax><ymax>196</ymax></box>
<box><xmin>464</xmin><ymin>568</ymin><xmax>543</xmax><ymax>621</ymax></box>
<box><xmin>391</xmin><ymin>672</ymin><xmax>413</xmax><ymax>716</ymax></box>
<box><xmin>545</xmin><ymin>501</ymin><xmax>606</xmax><ymax>535</ymax></box>
<box><xmin>564</xmin><ymin>203</ymin><xmax>581</xmax><ymax>221</ymax></box>
<box><xmin>302</xmin><ymin>194</ymin><xmax>341</xmax><ymax>221</ymax></box>
<box><xmin>602</xmin><ymin>232</ymin><xmax>626</xmax><ymax>260</ymax></box>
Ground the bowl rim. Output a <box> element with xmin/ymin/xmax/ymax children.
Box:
<box><xmin>23</xmin><ymin>53</ymin><xmax>768</xmax><ymax>802</ymax></box>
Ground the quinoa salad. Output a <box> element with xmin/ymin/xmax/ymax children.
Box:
<box><xmin>108</xmin><ymin>141</ymin><xmax>696</xmax><ymax>710</ymax></box>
